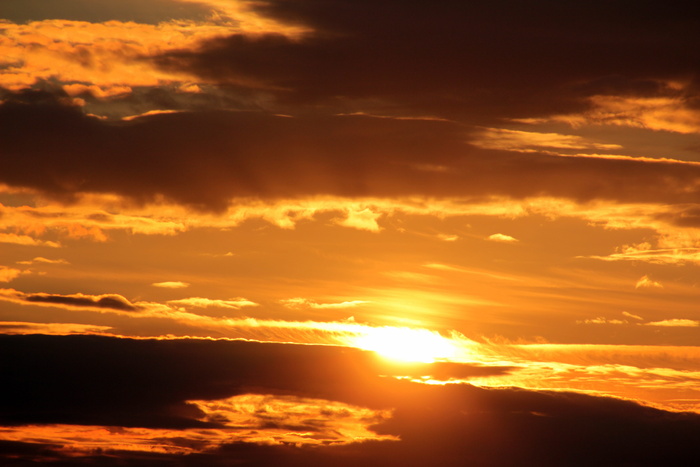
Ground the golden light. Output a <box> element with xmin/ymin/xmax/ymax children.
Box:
<box><xmin>352</xmin><ymin>326</ymin><xmax>458</xmax><ymax>363</ymax></box>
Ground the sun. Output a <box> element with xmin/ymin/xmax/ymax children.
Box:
<box><xmin>352</xmin><ymin>326</ymin><xmax>457</xmax><ymax>363</ymax></box>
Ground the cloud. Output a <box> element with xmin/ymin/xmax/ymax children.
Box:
<box><xmin>585</xmin><ymin>243</ymin><xmax>700</xmax><ymax>265</ymax></box>
<box><xmin>281</xmin><ymin>298</ymin><xmax>370</xmax><ymax>310</ymax></box>
<box><xmin>645</xmin><ymin>319</ymin><xmax>700</xmax><ymax>328</ymax></box>
<box><xmin>487</xmin><ymin>233</ymin><xmax>519</xmax><ymax>243</ymax></box>
<box><xmin>0</xmin><ymin>267</ymin><xmax>23</xmax><ymax>283</ymax></box>
<box><xmin>0</xmin><ymin>16</ymin><xmax>243</xmax><ymax>92</ymax></box>
<box><xmin>0</xmin><ymin>321</ymin><xmax>112</xmax><ymax>335</ymax></box>
<box><xmin>4</xmin><ymin>91</ymin><xmax>700</xmax><ymax>212</ymax></box>
<box><xmin>153</xmin><ymin>0</ymin><xmax>700</xmax><ymax>123</ymax></box>
<box><xmin>635</xmin><ymin>275</ymin><xmax>663</xmax><ymax>289</ymax></box>
<box><xmin>2</xmin><ymin>334</ymin><xmax>700</xmax><ymax>466</ymax></box>
<box><xmin>0</xmin><ymin>289</ymin><xmax>140</xmax><ymax>312</ymax></box>
<box><xmin>557</xmin><ymin>95</ymin><xmax>700</xmax><ymax>134</ymax></box>
<box><xmin>472</xmin><ymin>127</ymin><xmax>622</xmax><ymax>152</ymax></box>
<box><xmin>622</xmin><ymin>311</ymin><xmax>644</xmax><ymax>321</ymax></box>
<box><xmin>0</xmin><ymin>233</ymin><xmax>60</xmax><ymax>248</ymax></box>
<box><xmin>167</xmin><ymin>297</ymin><xmax>259</xmax><ymax>309</ymax></box>
<box><xmin>437</xmin><ymin>234</ymin><xmax>459</xmax><ymax>242</ymax></box>
<box><xmin>578</xmin><ymin>317</ymin><xmax>626</xmax><ymax>325</ymax></box>
<box><xmin>15</xmin><ymin>257</ymin><xmax>69</xmax><ymax>265</ymax></box>
<box><xmin>334</xmin><ymin>208</ymin><xmax>382</xmax><ymax>232</ymax></box>
<box><xmin>152</xmin><ymin>281</ymin><xmax>190</xmax><ymax>289</ymax></box>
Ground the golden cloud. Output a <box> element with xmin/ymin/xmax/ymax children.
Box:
<box><xmin>152</xmin><ymin>281</ymin><xmax>191</xmax><ymax>288</ymax></box>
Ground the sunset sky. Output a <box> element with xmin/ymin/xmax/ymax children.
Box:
<box><xmin>3</xmin><ymin>1</ymin><xmax>700</xmax><ymax>465</ymax></box>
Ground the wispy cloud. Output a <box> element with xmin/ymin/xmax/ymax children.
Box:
<box><xmin>472</xmin><ymin>127</ymin><xmax>621</xmax><ymax>152</ymax></box>
<box><xmin>167</xmin><ymin>297</ymin><xmax>259</xmax><ymax>310</ymax></box>
<box><xmin>645</xmin><ymin>319</ymin><xmax>700</xmax><ymax>327</ymax></box>
<box><xmin>152</xmin><ymin>281</ymin><xmax>190</xmax><ymax>289</ymax></box>
<box><xmin>15</xmin><ymin>257</ymin><xmax>69</xmax><ymax>265</ymax></box>
<box><xmin>0</xmin><ymin>233</ymin><xmax>60</xmax><ymax>248</ymax></box>
<box><xmin>280</xmin><ymin>298</ymin><xmax>371</xmax><ymax>310</ymax></box>
<box><xmin>622</xmin><ymin>311</ymin><xmax>644</xmax><ymax>321</ymax></box>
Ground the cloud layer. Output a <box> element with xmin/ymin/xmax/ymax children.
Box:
<box><xmin>2</xmin><ymin>334</ymin><xmax>700</xmax><ymax>466</ymax></box>
<box><xmin>3</xmin><ymin>89</ymin><xmax>700</xmax><ymax>211</ymax></box>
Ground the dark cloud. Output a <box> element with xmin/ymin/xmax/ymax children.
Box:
<box><xmin>154</xmin><ymin>0</ymin><xmax>700</xmax><ymax>121</ymax></box>
<box><xmin>23</xmin><ymin>293</ymin><xmax>139</xmax><ymax>312</ymax></box>
<box><xmin>2</xmin><ymin>335</ymin><xmax>700</xmax><ymax>466</ymax></box>
<box><xmin>3</xmin><ymin>88</ymin><xmax>700</xmax><ymax>210</ymax></box>
<box><xmin>654</xmin><ymin>205</ymin><xmax>700</xmax><ymax>227</ymax></box>
<box><xmin>0</xmin><ymin>334</ymin><xmax>506</xmax><ymax>427</ymax></box>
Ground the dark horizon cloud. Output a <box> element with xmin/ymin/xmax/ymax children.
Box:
<box><xmin>3</xmin><ymin>87</ymin><xmax>700</xmax><ymax>211</ymax></box>
<box><xmin>2</xmin><ymin>334</ymin><xmax>700</xmax><ymax>466</ymax></box>
<box><xmin>0</xmin><ymin>334</ymin><xmax>511</xmax><ymax>427</ymax></box>
<box><xmin>154</xmin><ymin>0</ymin><xmax>700</xmax><ymax>121</ymax></box>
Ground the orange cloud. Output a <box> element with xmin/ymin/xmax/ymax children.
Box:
<box><xmin>167</xmin><ymin>297</ymin><xmax>259</xmax><ymax>310</ymax></box>
<box><xmin>152</xmin><ymin>281</ymin><xmax>190</xmax><ymax>288</ymax></box>
<box><xmin>645</xmin><ymin>319</ymin><xmax>699</xmax><ymax>327</ymax></box>
<box><xmin>0</xmin><ymin>18</ymin><xmax>236</xmax><ymax>92</ymax></box>
<box><xmin>0</xmin><ymin>233</ymin><xmax>60</xmax><ymax>247</ymax></box>
<box><xmin>580</xmin><ymin>95</ymin><xmax>700</xmax><ymax>134</ymax></box>
<box><xmin>15</xmin><ymin>256</ymin><xmax>69</xmax><ymax>265</ymax></box>
<box><xmin>0</xmin><ymin>393</ymin><xmax>393</xmax><ymax>457</ymax></box>
<box><xmin>0</xmin><ymin>266</ymin><xmax>23</xmax><ymax>282</ymax></box>
<box><xmin>487</xmin><ymin>233</ymin><xmax>519</xmax><ymax>243</ymax></box>
<box><xmin>472</xmin><ymin>127</ymin><xmax>622</xmax><ymax>152</ymax></box>
<box><xmin>334</xmin><ymin>207</ymin><xmax>383</xmax><ymax>232</ymax></box>
<box><xmin>280</xmin><ymin>298</ymin><xmax>370</xmax><ymax>310</ymax></box>
<box><xmin>635</xmin><ymin>275</ymin><xmax>663</xmax><ymax>289</ymax></box>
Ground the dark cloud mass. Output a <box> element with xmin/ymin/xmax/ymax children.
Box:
<box><xmin>1</xmin><ymin>335</ymin><xmax>699</xmax><ymax>466</ymax></box>
<box><xmin>24</xmin><ymin>293</ymin><xmax>139</xmax><ymax>312</ymax></box>
<box><xmin>2</xmin><ymin>88</ymin><xmax>700</xmax><ymax>210</ymax></box>
<box><xmin>155</xmin><ymin>0</ymin><xmax>700</xmax><ymax>120</ymax></box>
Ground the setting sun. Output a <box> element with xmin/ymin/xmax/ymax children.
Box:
<box><xmin>352</xmin><ymin>327</ymin><xmax>458</xmax><ymax>363</ymax></box>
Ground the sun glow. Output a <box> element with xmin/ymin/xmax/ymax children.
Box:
<box><xmin>353</xmin><ymin>327</ymin><xmax>458</xmax><ymax>363</ymax></box>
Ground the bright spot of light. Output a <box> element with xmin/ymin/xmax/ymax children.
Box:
<box><xmin>352</xmin><ymin>326</ymin><xmax>458</xmax><ymax>363</ymax></box>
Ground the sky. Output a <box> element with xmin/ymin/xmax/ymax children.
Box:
<box><xmin>2</xmin><ymin>0</ymin><xmax>700</xmax><ymax>465</ymax></box>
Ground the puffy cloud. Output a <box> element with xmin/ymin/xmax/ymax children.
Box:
<box><xmin>487</xmin><ymin>233</ymin><xmax>519</xmax><ymax>243</ymax></box>
<box><xmin>334</xmin><ymin>208</ymin><xmax>382</xmax><ymax>232</ymax></box>
<box><xmin>635</xmin><ymin>275</ymin><xmax>663</xmax><ymax>289</ymax></box>
<box><xmin>0</xmin><ymin>267</ymin><xmax>23</xmax><ymax>283</ymax></box>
